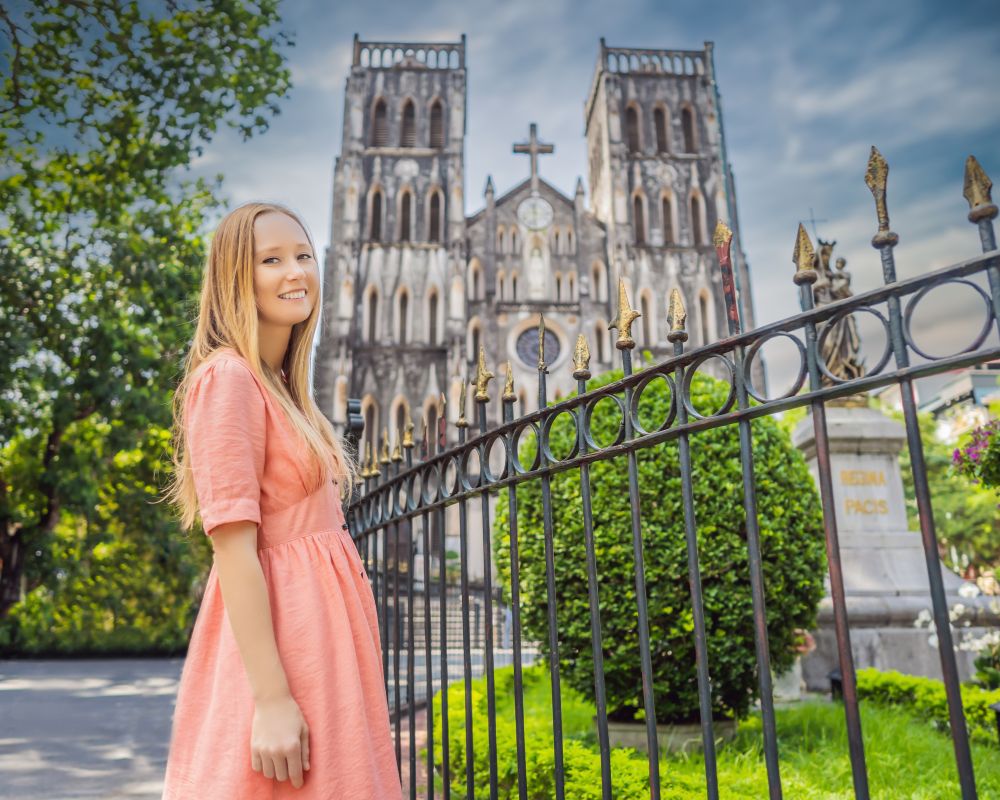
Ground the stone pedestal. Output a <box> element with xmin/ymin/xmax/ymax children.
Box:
<box><xmin>792</xmin><ymin>406</ymin><xmax>1000</xmax><ymax>691</ymax></box>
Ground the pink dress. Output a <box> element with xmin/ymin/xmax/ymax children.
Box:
<box><xmin>162</xmin><ymin>349</ymin><xmax>402</xmax><ymax>800</ymax></box>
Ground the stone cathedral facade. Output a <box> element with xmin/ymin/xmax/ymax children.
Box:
<box><xmin>316</xmin><ymin>37</ymin><xmax>756</xmax><ymax>572</ymax></box>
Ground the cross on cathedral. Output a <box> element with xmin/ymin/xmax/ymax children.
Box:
<box><xmin>513</xmin><ymin>123</ymin><xmax>554</xmax><ymax>196</ymax></box>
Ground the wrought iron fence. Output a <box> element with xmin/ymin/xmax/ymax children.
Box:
<box><xmin>344</xmin><ymin>149</ymin><xmax>999</xmax><ymax>800</ymax></box>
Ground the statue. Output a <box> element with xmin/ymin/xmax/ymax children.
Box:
<box><xmin>813</xmin><ymin>240</ymin><xmax>866</xmax><ymax>396</ymax></box>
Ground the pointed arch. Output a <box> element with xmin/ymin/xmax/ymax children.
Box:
<box><xmin>467</xmin><ymin>317</ymin><xmax>483</xmax><ymax>363</ymax></box>
<box><xmin>567</xmin><ymin>228</ymin><xmax>575</xmax><ymax>254</ymax></box>
<box><xmin>553</xmin><ymin>229</ymin><xmax>561</xmax><ymax>255</ymax></box>
<box><xmin>429</xmin><ymin>99</ymin><xmax>445</xmax><ymax>148</ymax></box>
<box><xmin>400</xmin><ymin>99</ymin><xmax>416</xmax><ymax>147</ymax></box>
<box><xmin>371</xmin><ymin>98</ymin><xmax>388</xmax><ymax>147</ymax></box>
<box><xmin>681</xmin><ymin>104</ymin><xmax>697</xmax><ymax>153</ymax></box>
<box><xmin>390</xmin><ymin>394</ymin><xmax>410</xmax><ymax>442</ymax></box>
<box><xmin>510</xmin><ymin>271</ymin><xmax>518</xmax><ymax>301</ymax></box>
<box><xmin>395</xmin><ymin>286</ymin><xmax>410</xmax><ymax>344</ymax></box>
<box><xmin>661</xmin><ymin>191</ymin><xmax>676</xmax><ymax>245</ymax></box>
<box><xmin>591</xmin><ymin>260</ymin><xmax>608</xmax><ymax>303</ymax></box>
<box><xmin>654</xmin><ymin>104</ymin><xmax>669</xmax><ymax>153</ymax></box>
<box><xmin>496</xmin><ymin>225</ymin><xmax>506</xmax><ymax>254</ymax></box>
<box><xmin>363</xmin><ymin>284</ymin><xmax>379</xmax><ymax>344</ymax></box>
<box><xmin>625</xmin><ymin>103</ymin><xmax>641</xmax><ymax>153</ymax></box>
<box><xmin>555</xmin><ymin>271</ymin><xmax>563</xmax><ymax>302</ymax></box>
<box><xmin>496</xmin><ymin>269</ymin><xmax>506</xmax><ymax>301</ymax></box>
<box><xmin>690</xmin><ymin>190</ymin><xmax>707</xmax><ymax>246</ymax></box>
<box><xmin>510</xmin><ymin>228</ymin><xmax>519</xmax><ymax>254</ymax></box>
<box><xmin>568</xmin><ymin>272</ymin><xmax>576</xmax><ymax>301</ymax></box>
<box><xmin>427</xmin><ymin>286</ymin><xmax>440</xmax><ymax>344</ymax></box>
<box><xmin>396</xmin><ymin>187</ymin><xmax>413</xmax><ymax>242</ymax></box>
<box><xmin>468</xmin><ymin>258</ymin><xmax>483</xmax><ymax>301</ymax></box>
<box><xmin>427</xmin><ymin>187</ymin><xmax>443</xmax><ymax>243</ymax></box>
<box><xmin>632</xmin><ymin>191</ymin><xmax>647</xmax><ymax>245</ymax></box>
<box><xmin>361</xmin><ymin>395</ymin><xmax>380</xmax><ymax>455</ymax></box>
<box><xmin>368</xmin><ymin>187</ymin><xmax>384</xmax><ymax>242</ymax></box>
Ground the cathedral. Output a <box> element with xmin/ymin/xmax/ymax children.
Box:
<box><xmin>316</xmin><ymin>35</ymin><xmax>756</xmax><ymax>473</ymax></box>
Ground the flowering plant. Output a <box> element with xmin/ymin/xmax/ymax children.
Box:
<box><xmin>952</xmin><ymin>419</ymin><xmax>1000</xmax><ymax>492</ymax></box>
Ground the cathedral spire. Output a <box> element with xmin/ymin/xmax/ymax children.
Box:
<box><xmin>485</xmin><ymin>175</ymin><xmax>495</xmax><ymax>197</ymax></box>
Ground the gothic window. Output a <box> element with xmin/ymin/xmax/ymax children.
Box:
<box><xmin>510</xmin><ymin>229</ymin><xmax>519</xmax><ymax>253</ymax></box>
<box><xmin>625</xmin><ymin>105</ymin><xmax>641</xmax><ymax>153</ymax></box>
<box><xmin>654</xmin><ymin>106</ymin><xmax>668</xmax><ymax>153</ymax></box>
<box><xmin>555</xmin><ymin>273</ymin><xmax>562</xmax><ymax>301</ymax></box>
<box><xmin>367</xmin><ymin>289</ymin><xmax>378</xmax><ymax>343</ymax></box>
<box><xmin>496</xmin><ymin>270</ymin><xmax>505</xmax><ymax>301</ymax></box>
<box><xmin>681</xmin><ymin>106</ymin><xmax>696</xmax><ymax>153</ymax></box>
<box><xmin>511</xmin><ymin>272</ymin><xmax>518</xmax><ymax>300</ymax></box>
<box><xmin>370</xmin><ymin>190</ymin><xmax>383</xmax><ymax>242</ymax></box>
<box><xmin>595</xmin><ymin>323</ymin><xmax>605</xmax><ymax>363</ymax></box>
<box><xmin>554</xmin><ymin>230</ymin><xmax>561</xmax><ymax>254</ymax></box>
<box><xmin>567</xmin><ymin>229</ymin><xmax>574</xmax><ymax>254</ymax></box>
<box><xmin>429</xmin><ymin>100</ymin><xmax>444</xmax><ymax>148</ymax></box>
<box><xmin>371</xmin><ymin>99</ymin><xmax>388</xmax><ymax>147</ymax></box>
<box><xmin>400</xmin><ymin>100</ymin><xmax>416</xmax><ymax>147</ymax></box>
<box><xmin>398</xmin><ymin>291</ymin><xmax>409</xmax><ymax>344</ymax></box>
<box><xmin>568</xmin><ymin>273</ymin><xmax>576</xmax><ymax>301</ymax></box>
<box><xmin>428</xmin><ymin>191</ymin><xmax>442</xmax><ymax>242</ymax></box>
<box><xmin>428</xmin><ymin>291</ymin><xmax>438</xmax><ymax>343</ymax></box>
<box><xmin>633</xmin><ymin>194</ymin><xmax>646</xmax><ymax>244</ymax></box>
<box><xmin>690</xmin><ymin>194</ymin><xmax>704</xmax><ymax>246</ymax></box>
<box><xmin>699</xmin><ymin>290</ymin><xmax>711</xmax><ymax>344</ymax></box>
<box><xmin>662</xmin><ymin>195</ymin><xmax>674</xmax><ymax>245</ymax></box>
<box><xmin>497</xmin><ymin>226</ymin><xmax>506</xmax><ymax>254</ymax></box>
<box><xmin>474</xmin><ymin>267</ymin><xmax>482</xmax><ymax>299</ymax></box>
<box><xmin>395</xmin><ymin>403</ymin><xmax>405</xmax><ymax>437</ymax></box>
<box><xmin>399</xmin><ymin>191</ymin><xmax>412</xmax><ymax>242</ymax></box>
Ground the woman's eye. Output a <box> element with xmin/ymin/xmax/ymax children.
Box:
<box><xmin>298</xmin><ymin>253</ymin><xmax>313</xmax><ymax>260</ymax></box>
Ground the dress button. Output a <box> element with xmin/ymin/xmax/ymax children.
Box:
<box><xmin>341</xmin><ymin>523</ymin><xmax>348</xmax><ymax>530</ymax></box>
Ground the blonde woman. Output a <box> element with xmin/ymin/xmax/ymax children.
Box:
<box><xmin>161</xmin><ymin>203</ymin><xmax>401</xmax><ymax>799</ymax></box>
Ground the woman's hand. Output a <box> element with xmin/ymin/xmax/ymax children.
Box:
<box><xmin>251</xmin><ymin>694</ymin><xmax>311</xmax><ymax>788</ymax></box>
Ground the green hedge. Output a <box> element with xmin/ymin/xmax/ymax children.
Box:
<box><xmin>856</xmin><ymin>668</ymin><xmax>1000</xmax><ymax>747</ymax></box>
<box><xmin>493</xmin><ymin>368</ymin><xmax>826</xmax><ymax>723</ymax></box>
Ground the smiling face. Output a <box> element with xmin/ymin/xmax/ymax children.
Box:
<box><xmin>252</xmin><ymin>211</ymin><xmax>319</xmax><ymax>332</ymax></box>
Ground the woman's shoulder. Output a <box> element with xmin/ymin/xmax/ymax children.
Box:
<box><xmin>187</xmin><ymin>349</ymin><xmax>266</xmax><ymax>406</ymax></box>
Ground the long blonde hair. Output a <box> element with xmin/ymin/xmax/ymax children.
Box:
<box><xmin>163</xmin><ymin>201</ymin><xmax>359</xmax><ymax>533</ymax></box>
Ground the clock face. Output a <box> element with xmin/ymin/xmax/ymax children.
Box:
<box><xmin>516</xmin><ymin>327</ymin><xmax>561</xmax><ymax>367</ymax></box>
<box><xmin>517</xmin><ymin>196</ymin><xmax>554</xmax><ymax>231</ymax></box>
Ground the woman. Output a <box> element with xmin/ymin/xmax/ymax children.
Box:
<box><xmin>161</xmin><ymin>202</ymin><xmax>402</xmax><ymax>799</ymax></box>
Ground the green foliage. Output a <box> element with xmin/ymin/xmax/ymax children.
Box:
<box><xmin>428</xmin><ymin>664</ymin><xmax>1000</xmax><ymax>798</ymax></box>
<box><xmin>887</xmin><ymin>406</ymin><xmax>1000</xmax><ymax>576</ymax></box>
<box><xmin>493</xmin><ymin>368</ymin><xmax>826</xmax><ymax>724</ymax></box>
<box><xmin>856</xmin><ymin>668</ymin><xmax>1000</xmax><ymax>747</ymax></box>
<box><xmin>0</xmin><ymin>1</ymin><xmax>293</xmax><ymax>649</ymax></box>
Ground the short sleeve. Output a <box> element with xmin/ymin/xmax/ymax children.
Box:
<box><xmin>185</xmin><ymin>358</ymin><xmax>267</xmax><ymax>536</ymax></box>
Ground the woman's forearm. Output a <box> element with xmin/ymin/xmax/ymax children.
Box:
<box><xmin>210</xmin><ymin>522</ymin><xmax>290</xmax><ymax>703</ymax></box>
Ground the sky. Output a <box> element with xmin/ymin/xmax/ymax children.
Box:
<box><xmin>185</xmin><ymin>0</ymin><xmax>1000</xmax><ymax>397</ymax></box>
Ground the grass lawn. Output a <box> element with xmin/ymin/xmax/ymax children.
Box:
<box><xmin>431</xmin><ymin>664</ymin><xmax>1000</xmax><ymax>799</ymax></box>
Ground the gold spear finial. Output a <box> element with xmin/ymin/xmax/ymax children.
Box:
<box><xmin>391</xmin><ymin>428</ymin><xmax>403</xmax><ymax>462</ymax></box>
<box><xmin>502</xmin><ymin>360</ymin><xmax>516</xmax><ymax>401</ymax></box>
<box><xmin>361</xmin><ymin>440</ymin><xmax>373</xmax><ymax>478</ymax></box>
<box><xmin>792</xmin><ymin>223</ymin><xmax>818</xmax><ymax>285</ymax></box>
<box><xmin>666</xmin><ymin>288</ymin><xmax>688</xmax><ymax>343</ymax></box>
<box><xmin>402</xmin><ymin>415</ymin><xmax>414</xmax><ymax>449</ymax></box>
<box><xmin>438</xmin><ymin>391</ymin><xmax>446</xmax><ymax>416</ymax></box>
<box><xmin>865</xmin><ymin>146</ymin><xmax>890</xmax><ymax>233</ymax></box>
<box><xmin>474</xmin><ymin>346</ymin><xmax>495</xmax><ymax>402</ymax></box>
<box><xmin>608</xmin><ymin>278</ymin><xmax>640</xmax><ymax>350</ymax></box>
<box><xmin>368</xmin><ymin>439</ymin><xmax>381</xmax><ymax>477</ymax></box>
<box><xmin>964</xmin><ymin>156</ymin><xmax>996</xmax><ymax>222</ymax></box>
<box><xmin>713</xmin><ymin>220</ymin><xmax>733</xmax><ymax>247</ymax></box>
<box><xmin>537</xmin><ymin>314</ymin><xmax>548</xmax><ymax>372</ymax></box>
<box><xmin>379</xmin><ymin>428</ymin><xmax>390</xmax><ymax>464</ymax></box>
<box><xmin>456</xmin><ymin>378</ymin><xmax>469</xmax><ymax>428</ymax></box>
<box><xmin>420</xmin><ymin>415</ymin><xmax>429</xmax><ymax>451</ymax></box>
<box><xmin>572</xmin><ymin>333</ymin><xmax>591</xmax><ymax>380</ymax></box>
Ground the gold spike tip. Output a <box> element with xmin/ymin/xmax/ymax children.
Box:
<box><xmin>456</xmin><ymin>379</ymin><xmax>469</xmax><ymax>428</ymax></box>
<box><xmin>361</xmin><ymin>441</ymin><xmax>373</xmax><ymax>478</ymax></box>
<box><xmin>964</xmin><ymin>155</ymin><xmax>998</xmax><ymax>222</ymax></box>
<box><xmin>502</xmin><ymin>360</ymin><xmax>516</xmax><ymax>401</ymax></box>
<box><xmin>666</xmin><ymin>288</ymin><xmax>689</xmax><ymax>343</ymax></box>
<box><xmin>391</xmin><ymin>429</ymin><xmax>403</xmax><ymax>462</ymax></box>
<box><xmin>865</xmin><ymin>146</ymin><xmax>896</xmax><ymax>246</ymax></box>
<box><xmin>608</xmin><ymin>279</ymin><xmax>640</xmax><ymax>350</ymax></box>
<box><xmin>572</xmin><ymin>334</ymin><xmax>592</xmax><ymax>380</ymax></box>
<box><xmin>474</xmin><ymin>345</ymin><xmax>495</xmax><ymax>402</ymax></box>
<box><xmin>712</xmin><ymin>220</ymin><xmax>733</xmax><ymax>247</ymax></box>
<box><xmin>792</xmin><ymin>223</ymin><xmax>819</xmax><ymax>286</ymax></box>
<box><xmin>402</xmin><ymin>416</ymin><xmax>414</xmax><ymax>449</ymax></box>
<box><xmin>379</xmin><ymin>428</ymin><xmax>391</xmax><ymax>464</ymax></box>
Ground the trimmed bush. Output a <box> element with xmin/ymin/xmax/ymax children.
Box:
<box><xmin>494</xmin><ymin>368</ymin><xmax>826</xmax><ymax>723</ymax></box>
<box><xmin>856</xmin><ymin>668</ymin><xmax>1000</xmax><ymax>747</ymax></box>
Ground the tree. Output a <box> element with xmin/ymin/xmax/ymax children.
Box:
<box><xmin>0</xmin><ymin>0</ymin><xmax>293</xmax><ymax>637</ymax></box>
<box><xmin>494</xmin><ymin>369</ymin><xmax>827</xmax><ymax>723</ymax></box>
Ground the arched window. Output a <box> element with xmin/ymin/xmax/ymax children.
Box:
<box><xmin>364</xmin><ymin>404</ymin><xmax>377</xmax><ymax>454</ymax></box>
<box><xmin>699</xmin><ymin>290</ymin><xmax>711</xmax><ymax>344</ymax></box>
<box><xmin>681</xmin><ymin>106</ymin><xmax>696</xmax><ymax>153</ymax></box>
<box><xmin>595</xmin><ymin>323</ymin><xmax>605</xmax><ymax>363</ymax></box>
<box><xmin>371</xmin><ymin>99</ymin><xmax>388</xmax><ymax>147</ymax></box>
<box><xmin>395</xmin><ymin>403</ymin><xmax>405</xmax><ymax>437</ymax></box>
<box><xmin>370</xmin><ymin>190</ymin><xmax>383</xmax><ymax>242</ymax></box>
<box><xmin>641</xmin><ymin>293</ymin><xmax>651</xmax><ymax>345</ymax></box>
<box><xmin>496</xmin><ymin>270</ymin><xmax>505</xmax><ymax>301</ymax></box>
<box><xmin>555</xmin><ymin>273</ymin><xmax>562</xmax><ymax>301</ymax></box>
<box><xmin>367</xmin><ymin>289</ymin><xmax>378</xmax><ymax>343</ymax></box>
<box><xmin>398</xmin><ymin>291</ymin><xmax>409</xmax><ymax>344</ymax></box>
<box><xmin>592</xmin><ymin>261</ymin><xmax>607</xmax><ymax>302</ymax></box>
<box><xmin>474</xmin><ymin>266</ymin><xmax>482</xmax><ymax>300</ymax></box>
<box><xmin>497</xmin><ymin>226</ymin><xmax>506</xmax><ymax>254</ymax></box>
<box><xmin>428</xmin><ymin>191</ymin><xmax>442</xmax><ymax>243</ymax></box>
<box><xmin>568</xmin><ymin>273</ymin><xmax>576</xmax><ymax>301</ymax></box>
<box><xmin>633</xmin><ymin>194</ymin><xmax>646</xmax><ymax>244</ymax></box>
<box><xmin>567</xmin><ymin>229</ymin><xmax>574</xmax><ymax>254</ymax></box>
<box><xmin>400</xmin><ymin>100</ymin><xmax>416</xmax><ymax>147</ymax></box>
<box><xmin>662</xmin><ymin>195</ymin><xmax>674</xmax><ymax>245</ymax></box>
<box><xmin>428</xmin><ymin>292</ymin><xmax>438</xmax><ymax>344</ymax></box>
<box><xmin>510</xmin><ymin>229</ymin><xmax>519</xmax><ymax>253</ymax></box>
<box><xmin>554</xmin><ymin>230</ymin><xmax>561</xmax><ymax>254</ymax></box>
<box><xmin>511</xmin><ymin>273</ymin><xmax>518</xmax><ymax>301</ymax></box>
<box><xmin>429</xmin><ymin>100</ymin><xmax>444</xmax><ymax>148</ymax></box>
<box><xmin>399</xmin><ymin>191</ymin><xmax>412</xmax><ymax>242</ymax></box>
<box><xmin>654</xmin><ymin>106</ymin><xmax>668</xmax><ymax>153</ymax></box>
<box><xmin>690</xmin><ymin>194</ymin><xmax>704</xmax><ymax>246</ymax></box>
<box><xmin>625</xmin><ymin>105</ymin><xmax>640</xmax><ymax>153</ymax></box>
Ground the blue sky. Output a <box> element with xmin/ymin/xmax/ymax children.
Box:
<box><xmin>187</xmin><ymin>0</ymin><xmax>1000</xmax><ymax>394</ymax></box>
